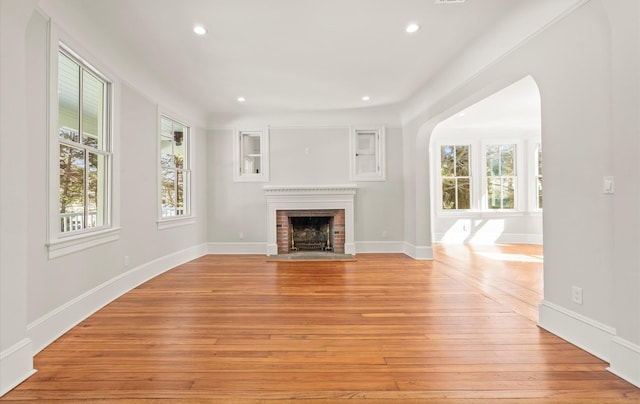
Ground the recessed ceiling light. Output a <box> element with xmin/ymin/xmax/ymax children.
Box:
<box><xmin>237</xmin><ymin>97</ymin><xmax>246</xmax><ymax>103</ymax></box>
<box><xmin>362</xmin><ymin>96</ymin><xmax>371</xmax><ymax>101</ymax></box>
<box><xmin>405</xmin><ymin>23</ymin><xmax>420</xmax><ymax>33</ymax></box>
<box><xmin>193</xmin><ymin>25</ymin><xmax>207</xmax><ymax>35</ymax></box>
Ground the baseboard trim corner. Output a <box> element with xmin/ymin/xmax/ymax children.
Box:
<box><xmin>608</xmin><ymin>336</ymin><xmax>640</xmax><ymax>388</ymax></box>
<box><xmin>207</xmin><ymin>242</ymin><xmax>267</xmax><ymax>255</ymax></box>
<box><xmin>538</xmin><ymin>300</ymin><xmax>615</xmax><ymax>362</ymax></box>
<box><xmin>403</xmin><ymin>242</ymin><xmax>433</xmax><ymax>260</ymax></box>
<box><xmin>0</xmin><ymin>338</ymin><xmax>36</xmax><ymax>397</ymax></box>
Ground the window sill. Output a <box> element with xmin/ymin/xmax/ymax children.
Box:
<box><xmin>157</xmin><ymin>216</ymin><xmax>196</xmax><ymax>230</ymax></box>
<box><xmin>47</xmin><ymin>227</ymin><xmax>121</xmax><ymax>259</ymax></box>
<box><xmin>437</xmin><ymin>210</ymin><xmax>535</xmax><ymax>218</ymax></box>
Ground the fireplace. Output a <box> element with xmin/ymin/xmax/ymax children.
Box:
<box><xmin>276</xmin><ymin>209</ymin><xmax>345</xmax><ymax>254</ymax></box>
<box><xmin>264</xmin><ymin>185</ymin><xmax>357</xmax><ymax>256</ymax></box>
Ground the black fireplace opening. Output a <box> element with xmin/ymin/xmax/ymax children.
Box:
<box><xmin>289</xmin><ymin>216</ymin><xmax>334</xmax><ymax>251</ymax></box>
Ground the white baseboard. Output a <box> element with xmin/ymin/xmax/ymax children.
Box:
<box><xmin>403</xmin><ymin>242</ymin><xmax>433</xmax><ymax>260</ymax></box>
<box><xmin>538</xmin><ymin>300</ymin><xmax>616</xmax><ymax>362</ymax></box>
<box><xmin>207</xmin><ymin>242</ymin><xmax>266</xmax><ymax>254</ymax></box>
<box><xmin>27</xmin><ymin>243</ymin><xmax>208</xmax><ymax>354</ymax></box>
<box><xmin>355</xmin><ymin>241</ymin><xmax>405</xmax><ymax>253</ymax></box>
<box><xmin>434</xmin><ymin>232</ymin><xmax>543</xmax><ymax>245</ymax></box>
<box><xmin>0</xmin><ymin>338</ymin><xmax>36</xmax><ymax>397</ymax></box>
<box><xmin>609</xmin><ymin>336</ymin><xmax>640</xmax><ymax>388</ymax></box>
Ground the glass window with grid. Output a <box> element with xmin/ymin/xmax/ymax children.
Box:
<box><xmin>160</xmin><ymin>116</ymin><xmax>190</xmax><ymax>218</ymax></box>
<box><xmin>58</xmin><ymin>49</ymin><xmax>111</xmax><ymax>234</ymax></box>
<box><xmin>441</xmin><ymin>145</ymin><xmax>471</xmax><ymax>210</ymax></box>
<box><xmin>486</xmin><ymin>144</ymin><xmax>517</xmax><ymax>209</ymax></box>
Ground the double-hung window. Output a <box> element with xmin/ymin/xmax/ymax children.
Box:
<box><xmin>441</xmin><ymin>145</ymin><xmax>471</xmax><ymax>210</ymax></box>
<box><xmin>57</xmin><ymin>48</ymin><xmax>111</xmax><ymax>233</ymax></box>
<box><xmin>486</xmin><ymin>144</ymin><xmax>517</xmax><ymax>209</ymax></box>
<box><xmin>160</xmin><ymin>115</ymin><xmax>191</xmax><ymax>220</ymax></box>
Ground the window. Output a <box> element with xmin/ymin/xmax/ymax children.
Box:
<box><xmin>535</xmin><ymin>143</ymin><xmax>542</xmax><ymax>209</ymax></box>
<box><xmin>486</xmin><ymin>144</ymin><xmax>517</xmax><ymax>209</ymax></box>
<box><xmin>233</xmin><ymin>128</ymin><xmax>269</xmax><ymax>182</ymax></box>
<box><xmin>350</xmin><ymin>126</ymin><xmax>385</xmax><ymax>181</ymax></box>
<box><xmin>57</xmin><ymin>48</ymin><xmax>111</xmax><ymax>233</ymax></box>
<box><xmin>160</xmin><ymin>115</ymin><xmax>190</xmax><ymax>219</ymax></box>
<box><xmin>441</xmin><ymin>145</ymin><xmax>471</xmax><ymax>210</ymax></box>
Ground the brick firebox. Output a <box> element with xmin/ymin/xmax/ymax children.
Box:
<box><xmin>276</xmin><ymin>209</ymin><xmax>345</xmax><ymax>254</ymax></box>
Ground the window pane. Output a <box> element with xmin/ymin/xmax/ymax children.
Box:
<box><xmin>355</xmin><ymin>132</ymin><xmax>377</xmax><ymax>175</ymax></box>
<box><xmin>441</xmin><ymin>146</ymin><xmax>454</xmax><ymax>176</ymax></box>
<box><xmin>537</xmin><ymin>145</ymin><xmax>542</xmax><ymax>176</ymax></box>
<box><xmin>160</xmin><ymin>134</ymin><xmax>174</xmax><ymax>168</ymax></box>
<box><xmin>173</xmin><ymin>129</ymin><xmax>186</xmax><ymax>169</ymax></box>
<box><xmin>442</xmin><ymin>178</ymin><xmax>456</xmax><ymax>209</ymax></box>
<box><xmin>161</xmin><ymin>168</ymin><xmax>176</xmax><ymax>217</ymax></box>
<box><xmin>503</xmin><ymin>177</ymin><xmax>515</xmax><ymax>209</ymax></box>
<box><xmin>457</xmin><ymin>178</ymin><xmax>471</xmax><ymax>209</ymax></box>
<box><xmin>356</xmin><ymin>154</ymin><xmax>376</xmax><ymax>175</ymax></box>
<box><xmin>486</xmin><ymin>145</ymin><xmax>499</xmax><ymax>176</ymax></box>
<box><xmin>58</xmin><ymin>53</ymin><xmax>80</xmax><ymax>143</ymax></box>
<box><xmin>176</xmin><ymin>170</ymin><xmax>185</xmax><ymax>216</ymax></box>
<box><xmin>82</xmin><ymin>70</ymin><xmax>104</xmax><ymax>148</ymax></box>
<box><xmin>455</xmin><ymin>145</ymin><xmax>469</xmax><ymax>176</ymax></box>
<box><xmin>241</xmin><ymin>133</ymin><xmax>261</xmax><ymax>174</ymax></box>
<box><xmin>487</xmin><ymin>178</ymin><xmax>501</xmax><ymax>209</ymax></box>
<box><xmin>88</xmin><ymin>152</ymin><xmax>107</xmax><ymax>228</ymax></box>
<box><xmin>500</xmin><ymin>144</ymin><xmax>516</xmax><ymax>175</ymax></box>
<box><xmin>538</xmin><ymin>177</ymin><xmax>543</xmax><ymax>209</ymax></box>
<box><xmin>59</xmin><ymin>145</ymin><xmax>85</xmax><ymax>232</ymax></box>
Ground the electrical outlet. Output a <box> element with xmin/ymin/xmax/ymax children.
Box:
<box><xmin>124</xmin><ymin>256</ymin><xmax>129</xmax><ymax>267</ymax></box>
<box><xmin>382</xmin><ymin>230</ymin><xmax>388</xmax><ymax>239</ymax></box>
<box><xmin>572</xmin><ymin>286</ymin><xmax>583</xmax><ymax>305</ymax></box>
<box><xmin>239</xmin><ymin>231</ymin><xmax>244</xmax><ymax>240</ymax></box>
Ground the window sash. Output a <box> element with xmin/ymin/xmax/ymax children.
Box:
<box><xmin>440</xmin><ymin>144</ymin><xmax>471</xmax><ymax>210</ymax></box>
<box><xmin>160</xmin><ymin>115</ymin><xmax>191</xmax><ymax>219</ymax></box>
<box><xmin>57</xmin><ymin>47</ymin><xmax>111</xmax><ymax>235</ymax></box>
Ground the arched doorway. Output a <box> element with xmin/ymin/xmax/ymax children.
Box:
<box><xmin>427</xmin><ymin>75</ymin><xmax>544</xmax><ymax>321</ymax></box>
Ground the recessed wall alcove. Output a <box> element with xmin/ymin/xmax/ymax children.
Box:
<box><xmin>264</xmin><ymin>185</ymin><xmax>357</xmax><ymax>256</ymax></box>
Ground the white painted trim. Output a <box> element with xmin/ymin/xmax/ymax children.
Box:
<box><xmin>608</xmin><ymin>336</ymin><xmax>640</xmax><ymax>388</ymax></box>
<box><xmin>433</xmin><ymin>232</ymin><xmax>543</xmax><ymax>245</ymax></box>
<box><xmin>538</xmin><ymin>300</ymin><xmax>616</xmax><ymax>362</ymax></box>
<box><xmin>355</xmin><ymin>241</ymin><xmax>405</xmax><ymax>253</ymax></box>
<box><xmin>403</xmin><ymin>242</ymin><xmax>433</xmax><ymax>260</ymax></box>
<box><xmin>207</xmin><ymin>242</ymin><xmax>267</xmax><ymax>255</ymax></box>
<box><xmin>27</xmin><ymin>243</ymin><xmax>207</xmax><ymax>354</ymax></box>
<box><xmin>0</xmin><ymin>338</ymin><xmax>36</xmax><ymax>397</ymax></box>
<box><xmin>157</xmin><ymin>217</ymin><xmax>197</xmax><ymax>230</ymax></box>
<box><xmin>47</xmin><ymin>227</ymin><xmax>121</xmax><ymax>259</ymax></box>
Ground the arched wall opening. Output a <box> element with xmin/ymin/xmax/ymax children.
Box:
<box><xmin>428</xmin><ymin>75</ymin><xmax>542</xmax><ymax>245</ymax></box>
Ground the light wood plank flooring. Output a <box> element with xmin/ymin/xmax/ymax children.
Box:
<box><xmin>2</xmin><ymin>245</ymin><xmax>639</xmax><ymax>403</ymax></box>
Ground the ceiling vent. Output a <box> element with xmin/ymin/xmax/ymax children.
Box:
<box><xmin>434</xmin><ymin>0</ymin><xmax>466</xmax><ymax>4</ymax></box>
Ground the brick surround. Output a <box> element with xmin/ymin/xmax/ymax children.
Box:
<box><xmin>276</xmin><ymin>209</ymin><xmax>346</xmax><ymax>254</ymax></box>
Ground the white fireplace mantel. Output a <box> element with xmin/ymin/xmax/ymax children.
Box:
<box><xmin>264</xmin><ymin>185</ymin><xmax>357</xmax><ymax>255</ymax></box>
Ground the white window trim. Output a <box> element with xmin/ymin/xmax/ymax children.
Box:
<box><xmin>46</xmin><ymin>23</ymin><xmax>121</xmax><ymax>259</ymax></box>
<box><xmin>480</xmin><ymin>139</ymin><xmax>524</xmax><ymax>212</ymax></box>
<box><xmin>349</xmin><ymin>125</ymin><xmax>386</xmax><ymax>182</ymax></box>
<box><xmin>157</xmin><ymin>108</ymin><xmax>196</xmax><ymax>229</ymax></box>
<box><xmin>233</xmin><ymin>127</ymin><xmax>270</xmax><ymax>182</ymax></box>
<box><xmin>434</xmin><ymin>135</ymin><xmax>540</xmax><ymax>217</ymax></box>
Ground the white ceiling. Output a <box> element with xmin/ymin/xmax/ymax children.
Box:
<box><xmin>38</xmin><ymin>0</ymin><xmax>576</xmax><ymax>119</ymax></box>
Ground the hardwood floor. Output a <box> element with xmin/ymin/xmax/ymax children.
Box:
<box><xmin>3</xmin><ymin>246</ymin><xmax>639</xmax><ymax>403</ymax></box>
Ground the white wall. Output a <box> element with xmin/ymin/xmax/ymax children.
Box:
<box><xmin>402</xmin><ymin>0</ymin><xmax>640</xmax><ymax>386</ymax></box>
<box><xmin>1</xmin><ymin>6</ymin><xmax>209</xmax><ymax>395</ymax></box>
<box><xmin>207</xmin><ymin>122</ymin><xmax>404</xmax><ymax>252</ymax></box>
